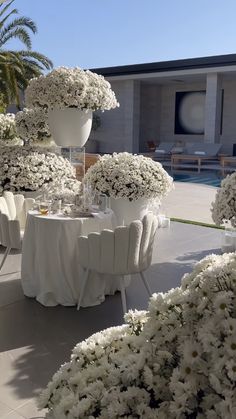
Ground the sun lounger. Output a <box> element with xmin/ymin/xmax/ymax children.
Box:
<box><xmin>153</xmin><ymin>142</ymin><xmax>175</xmax><ymax>160</ymax></box>
<box><xmin>184</xmin><ymin>143</ymin><xmax>222</xmax><ymax>157</ymax></box>
<box><xmin>171</xmin><ymin>143</ymin><xmax>222</xmax><ymax>173</ymax></box>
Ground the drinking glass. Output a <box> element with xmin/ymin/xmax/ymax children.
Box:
<box><xmin>39</xmin><ymin>202</ymin><xmax>50</xmax><ymax>215</ymax></box>
<box><xmin>83</xmin><ymin>184</ymin><xmax>95</xmax><ymax>210</ymax></box>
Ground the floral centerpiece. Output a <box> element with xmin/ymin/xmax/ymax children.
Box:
<box><xmin>40</xmin><ymin>252</ymin><xmax>236</xmax><ymax>418</ymax></box>
<box><xmin>84</xmin><ymin>152</ymin><xmax>173</xmax><ymax>201</ymax></box>
<box><xmin>212</xmin><ymin>172</ymin><xmax>236</xmax><ymax>227</ymax></box>
<box><xmin>15</xmin><ymin>108</ymin><xmax>53</xmax><ymax>147</ymax></box>
<box><xmin>41</xmin><ymin>178</ymin><xmax>82</xmax><ymax>203</ymax></box>
<box><xmin>0</xmin><ymin>146</ymin><xmax>80</xmax><ymax>193</ymax></box>
<box><xmin>0</xmin><ymin>113</ymin><xmax>22</xmax><ymax>146</ymax></box>
<box><xmin>25</xmin><ymin>67</ymin><xmax>119</xmax><ymax>111</ymax></box>
<box><xmin>24</xmin><ymin>66</ymin><xmax>119</xmax><ymax>147</ymax></box>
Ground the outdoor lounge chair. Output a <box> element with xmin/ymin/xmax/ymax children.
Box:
<box><xmin>154</xmin><ymin>142</ymin><xmax>175</xmax><ymax>160</ymax></box>
<box><xmin>171</xmin><ymin>143</ymin><xmax>222</xmax><ymax>173</ymax></box>
<box><xmin>184</xmin><ymin>143</ymin><xmax>222</xmax><ymax>157</ymax></box>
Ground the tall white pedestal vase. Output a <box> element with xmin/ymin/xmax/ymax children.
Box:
<box><xmin>48</xmin><ymin>109</ymin><xmax>93</xmax><ymax>147</ymax></box>
<box><xmin>110</xmin><ymin>197</ymin><xmax>150</xmax><ymax>226</ymax></box>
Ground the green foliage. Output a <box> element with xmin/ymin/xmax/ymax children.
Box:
<box><xmin>170</xmin><ymin>217</ymin><xmax>224</xmax><ymax>230</ymax></box>
<box><xmin>0</xmin><ymin>91</ymin><xmax>7</xmax><ymax>112</ymax></box>
<box><xmin>0</xmin><ymin>0</ymin><xmax>53</xmax><ymax>107</ymax></box>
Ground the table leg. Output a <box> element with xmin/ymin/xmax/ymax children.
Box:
<box><xmin>171</xmin><ymin>157</ymin><xmax>176</xmax><ymax>171</ymax></box>
<box><xmin>198</xmin><ymin>158</ymin><xmax>200</xmax><ymax>173</ymax></box>
<box><xmin>221</xmin><ymin>158</ymin><xmax>225</xmax><ymax>176</ymax></box>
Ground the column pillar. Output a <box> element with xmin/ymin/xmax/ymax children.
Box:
<box><xmin>123</xmin><ymin>80</ymin><xmax>140</xmax><ymax>153</ymax></box>
<box><xmin>204</xmin><ymin>73</ymin><xmax>222</xmax><ymax>143</ymax></box>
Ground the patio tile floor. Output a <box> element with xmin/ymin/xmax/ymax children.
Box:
<box><xmin>0</xmin><ymin>222</ymin><xmax>222</xmax><ymax>418</ymax></box>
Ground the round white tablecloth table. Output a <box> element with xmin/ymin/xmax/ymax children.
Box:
<box><xmin>21</xmin><ymin>210</ymin><xmax>125</xmax><ymax>308</ymax></box>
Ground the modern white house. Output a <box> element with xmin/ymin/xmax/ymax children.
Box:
<box><xmin>90</xmin><ymin>54</ymin><xmax>236</xmax><ymax>155</ymax></box>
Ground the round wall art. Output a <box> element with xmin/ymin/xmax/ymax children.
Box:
<box><xmin>175</xmin><ymin>91</ymin><xmax>205</xmax><ymax>134</ymax></box>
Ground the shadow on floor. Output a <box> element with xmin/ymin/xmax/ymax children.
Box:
<box><xmin>0</xmin><ymin>224</ymin><xmax>222</xmax><ymax>405</ymax></box>
<box><xmin>0</xmin><ymin>256</ymin><xmax>201</xmax><ymax>402</ymax></box>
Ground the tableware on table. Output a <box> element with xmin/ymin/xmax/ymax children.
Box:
<box><xmin>83</xmin><ymin>183</ymin><xmax>95</xmax><ymax>209</ymax></box>
<box><xmin>99</xmin><ymin>194</ymin><xmax>108</xmax><ymax>212</ymax></box>
<box><xmin>39</xmin><ymin>202</ymin><xmax>50</xmax><ymax>215</ymax></box>
<box><xmin>62</xmin><ymin>203</ymin><xmax>74</xmax><ymax>216</ymax></box>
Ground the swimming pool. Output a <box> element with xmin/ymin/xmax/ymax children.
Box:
<box><xmin>170</xmin><ymin>172</ymin><xmax>223</xmax><ymax>187</ymax></box>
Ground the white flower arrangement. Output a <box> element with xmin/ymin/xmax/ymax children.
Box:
<box><xmin>0</xmin><ymin>146</ymin><xmax>80</xmax><ymax>193</ymax></box>
<box><xmin>40</xmin><ymin>252</ymin><xmax>236</xmax><ymax>418</ymax></box>
<box><xmin>25</xmin><ymin>67</ymin><xmax>119</xmax><ymax>111</ymax></box>
<box><xmin>15</xmin><ymin>108</ymin><xmax>53</xmax><ymax>146</ymax></box>
<box><xmin>41</xmin><ymin>178</ymin><xmax>82</xmax><ymax>203</ymax></box>
<box><xmin>0</xmin><ymin>113</ymin><xmax>22</xmax><ymax>146</ymax></box>
<box><xmin>84</xmin><ymin>152</ymin><xmax>173</xmax><ymax>201</ymax></box>
<box><xmin>212</xmin><ymin>172</ymin><xmax>236</xmax><ymax>227</ymax></box>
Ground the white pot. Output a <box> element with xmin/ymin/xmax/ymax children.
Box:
<box><xmin>110</xmin><ymin>197</ymin><xmax>150</xmax><ymax>226</ymax></box>
<box><xmin>48</xmin><ymin>109</ymin><xmax>93</xmax><ymax>147</ymax></box>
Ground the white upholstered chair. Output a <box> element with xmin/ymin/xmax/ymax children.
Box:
<box><xmin>77</xmin><ymin>212</ymin><xmax>158</xmax><ymax>313</ymax></box>
<box><xmin>0</xmin><ymin>191</ymin><xmax>35</xmax><ymax>271</ymax></box>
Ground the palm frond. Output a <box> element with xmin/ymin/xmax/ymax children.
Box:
<box><xmin>0</xmin><ymin>16</ymin><xmax>37</xmax><ymax>34</ymax></box>
<box><xmin>0</xmin><ymin>50</ymin><xmax>21</xmax><ymax>67</ymax></box>
<box><xmin>20</xmin><ymin>57</ymin><xmax>44</xmax><ymax>71</ymax></box>
<box><xmin>0</xmin><ymin>27</ymin><xmax>32</xmax><ymax>48</ymax></box>
<box><xmin>0</xmin><ymin>0</ymin><xmax>53</xmax><ymax>105</ymax></box>
<box><xmin>0</xmin><ymin>8</ymin><xmax>17</xmax><ymax>29</ymax></box>
<box><xmin>0</xmin><ymin>0</ymin><xmax>16</xmax><ymax>18</ymax></box>
<box><xmin>18</xmin><ymin>50</ymin><xmax>53</xmax><ymax>69</ymax></box>
<box><xmin>0</xmin><ymin>0</ymin><xmax>15</xmax><ymax>14</ymax></box>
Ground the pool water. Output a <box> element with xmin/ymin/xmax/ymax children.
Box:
<box><xmin>170</xmin><ymin>172</ymin><xmax>223</xmax><ymax>187</ymax></box>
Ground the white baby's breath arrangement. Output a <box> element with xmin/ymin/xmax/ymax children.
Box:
<box><xmin>84</xmin><ymin>152</ymin><xmax>173</xmax><ymax>201</ymax></box>
<box><xmin>212</xmin><ymin>172</ymin><xmax>236</xmax><ymax>227</ymax></box>
<box><xmin>15</xmin><ymin>108</ymin><xmax>53</xmax><ymax>146</ymax></box>
<box><xmin>25</xmin><ymin>67</ymin><xmax>119</xmax><ymax>111</ymax></box>
<box><xmin>0</xmin><ymin>113</ymin><xmax>22</xmax><ymax>146</ymax></box>
<box><xmin>41</xmin><ymin>178</ymin><xmax>82</xmax><ymax>203</ymax></box>
<box><xmin>0</xmin><ymin>146</ymin><xmax>79</xmax><ymax>193</ymax></box>
<box><xmin>40</xmin><ymin>252</ymin><xmax>236</xmax><ymax>418</ymax></box>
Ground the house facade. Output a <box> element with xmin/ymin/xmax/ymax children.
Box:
<box><xmin>89</xmin><ymin>54</ymin><xmax>236</xmax><ymax>155</ymax></box>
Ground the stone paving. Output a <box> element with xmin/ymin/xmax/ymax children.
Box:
<box><xmin>0</xmin><ymin>217</ymin><xmax>222</xmax><ymax>418</ymax></box>
<box><xmin>161</xmin><ymin>181</ymin><xmax>217</xmax><ymax>224</ymax></box>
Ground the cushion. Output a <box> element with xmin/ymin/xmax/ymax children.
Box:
<box><xmin>194</xmin><ymin>151</ymin><xmax>206</xmax><ymax>155</ymax></box>
<box><xmin>155</xmin><ymin>149</ymin><xmax>166</xmax><ymax>154</ymax></box>
<box><xmin>171</xmin><ymin>147</ymin><xmax>183</xmax><ymax>154</ymax></box>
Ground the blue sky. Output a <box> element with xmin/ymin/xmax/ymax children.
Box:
<box><xmin>7</xmin><ymin>0</ymin><xmax>236</xmax><ymax>69</ymax></box>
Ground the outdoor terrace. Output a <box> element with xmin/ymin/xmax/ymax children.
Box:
<box><xmin>0</xmin><ymin>182</ymin><xmax>221</xmax><ymax>419</ymax></box>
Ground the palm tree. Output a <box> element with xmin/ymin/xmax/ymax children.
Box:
<box><xmin>0</xmin><ymin>0</ymin><xmax>53</xmax><ymax>109</ymax></box>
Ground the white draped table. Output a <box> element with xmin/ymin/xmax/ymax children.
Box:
<box><xmin>21</xmin><ymin>210</ymin><xmax>126</xmax><ymax>308</ymax></box>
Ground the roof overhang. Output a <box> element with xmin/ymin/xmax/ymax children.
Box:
<box><xmin>90</xmin><ymin>54</ymin><xmax>236</xmax><ymax>83</ymax></box>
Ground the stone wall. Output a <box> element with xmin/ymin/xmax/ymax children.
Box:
<box><xmin>90</xmin><ymin>77</ymin><xmax>236</xmax><ymax>155</ymax></box>
<box><xmin>89</xmin><ymin>80</ymin><xmax>140</xmax><ymax>154</ymax></box>
<box><xmin>139</xmin><ymin>83</ymin><xmax>161</xmax><ymax>152</ymax></box>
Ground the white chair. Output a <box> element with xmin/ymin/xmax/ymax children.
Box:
<box><xmin>0</xmin><ymin>191</ymin><xmax>35</xmax><ymax>271</ymax></box>
<box><xmin>77</xmin><ymin>212</ymin><xmax>158</xmax><ymax>314</ymax></box>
